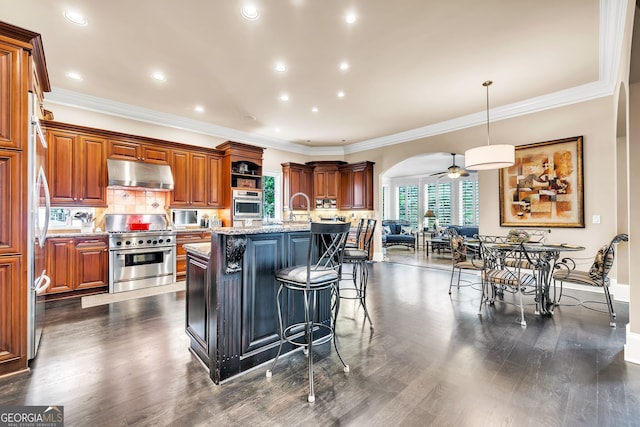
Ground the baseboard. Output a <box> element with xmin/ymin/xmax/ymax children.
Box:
<box><xmin>624</xmin><ymin>324</ymin><xmax>640</xmax><ymax>365</ymax></box>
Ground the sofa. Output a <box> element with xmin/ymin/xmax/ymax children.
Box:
<box><xmin>381</xmin><ymin>220</ymin><xmax>415</xmax><ymax>249</ymax></box>
<box><xmin>445</xmin><ymin>225</ymin><xmax>479</xmax><ymax>239</ymax></box>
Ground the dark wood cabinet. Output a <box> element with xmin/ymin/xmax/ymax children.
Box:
<box><xmin>74</xmin><ymin>237</ymin><xmax>108</xmax><ymax>290</ymax></box>
<box><xmin>0</xmin><ymin>257</ymin><xmax>23</xmax><ymax>369</ymax></box>
<box><xmin>46</xmin><ymin>128</ymin><xmax>107</xmax><ymax>207</ymax></box>
<box><xmin>185</xmin><ymin>250</ymin><xmax>209</xmax><ymax>363</ymax></box>
<box><xmin>340</xmin><ymin>161</ymin><xmax>374</xmax><ymax>210</ymax></box>
<box><xmin>176</xmin><ymin>231</ymin><xmax>211</xmax><ymax>282</ymax></box>
<box><xmin>207</xmin><ymin>155</ymin><xmax>222</xmax><ymax>207</ymax></box>
<box><xmin>186</xmin><ymin>229</ymin><xmax>321</xmax><ymax>384</ymax></box>
<box><xmin>0</xmin><ymin>23</ymin><xmax>50</xmax><ymax>377</ymax></box>
<box><xmin>0</xmin><ymin>150</ymin><xmax>22</xmax><ymax>255</ymax></box>
<box><xmin>45</xmin><ymin>236</ymin><xmax>108</xmax><ymax>294</ymax></box>
<box><xmin>46</xmin><ymin>238</ymin><xmax>75</xmax><ymax>294</ymax></box>
<box><xmin>0</xmin><ymin>40</ymin><xmax>25</xmax><ymax>150</ymax></box>
<box><xmin>282</xmin><ymin>162</ymin><xmax>313</xmax><ymax>210</ymax></box>
<box><xmin>108</xmin><ymin>139</ymin><xmax>169</xmax><ymax>164</ymax></box>
<box><xmin>170</xmin><ymin>149</ymin><xmax>208</xmax><ymax>208</ymax></box>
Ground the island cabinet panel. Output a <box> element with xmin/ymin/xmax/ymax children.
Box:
<box><xmin>186</xmin><ymin>228</ymin><xmax>327</xmax><ymax>384</ymax></box>
<box><xmin>185</xmin><ymin>250</ymin><xmax>209</xmax><ymax>365</ymax></box>
<box><xmin>241</xmin><ymin>233</ymin><xmax>284</xmax><ymax>354</ymax></box>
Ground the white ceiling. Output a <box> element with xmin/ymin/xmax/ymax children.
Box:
<box><xmin>3</xmin><ymin>0</ymin><xmax>629</xmax><ymax>180</ymax></box>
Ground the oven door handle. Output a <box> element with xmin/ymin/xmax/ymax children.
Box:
<box><xmin>113</xmin><ymin>247</ymin><xmax>175</xmax><ymax>257</ymax></box>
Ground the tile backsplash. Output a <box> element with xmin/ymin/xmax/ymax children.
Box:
<box><xmin>105</xmin><ymin>189</ymin><xmax>170</xmax><ymax>214</ymax></box>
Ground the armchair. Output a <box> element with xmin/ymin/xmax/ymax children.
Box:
<box><xmin>552</xmin><ymin>233</ymin><xmax>628</xmax><ymax>327</ymax></box>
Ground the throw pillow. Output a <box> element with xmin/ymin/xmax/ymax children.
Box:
<box><xmin>589</xmin><ymin>245</ymin><xmax>613</xmax><ymax>281</ymax></box>
<box><xmin>451</xmin><ymin>235</ymin><xmax>467</xmax><ymax>263</ymax></box>
<box><xmin>400</xmin><ymin>226</ymin><xmax>413</xmax><ymax>235</ymax></box>
<box><xmin>382</xmin><ymin>225</ymin><xmax>391</xmax><ymax>235</ymax></box>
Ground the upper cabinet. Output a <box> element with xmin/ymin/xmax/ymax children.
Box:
<box><xmin>46</xmin><ymin>126</ymin><xmax>108</xmax><ymax>207</ymax></box>
<box><xmin>307</xmin><ymin>161</ymin><xmax>344</xmax><ymax>206</ymax></box>
<box><xmin>170</xmin><ymin>149</ymin><xmax>208</xmax><ymax>208</ymax></box>
<box><xmin>108</xmin><ymin>139</ymin><xmax>169</xmax><ymax>164</ymax></box>
<box><xmin>340</xmin><ymin>161</ymin><xmax>374</xmax><ymax>210</ymax></box>
<box><xmin>282</xmin><ymin>162</ymin><xmax>313</xmax><ymax>210</ymax></box>
<box><xmin>0</xmin><ymin>39</ymin><xmax>25</xmax><ymax>150</ymax></box>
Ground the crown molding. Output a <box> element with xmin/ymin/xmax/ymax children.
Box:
<box><xmin>46</xmin><ymin>0</ymin><xmax>625</xmax><ymax>157</ymax></box>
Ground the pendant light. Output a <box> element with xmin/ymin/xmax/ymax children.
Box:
<box><xmin>464</xmin><ymin>81</ymin><xmax>515</xmax><ymax>170</ymax></box>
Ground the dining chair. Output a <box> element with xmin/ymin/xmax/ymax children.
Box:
<box><xmin>266</xmin><ymin>221</ymin><xmax>351</xmax><ymax>403</ymax></box>
<box><xmin>552</xmin><ymin>233</ymin><xmax>628</xmax><ymax>327</ymax></box>
<box><xmin>477</xmin><ymin>237</ymin><xmax>537</xmax><ymax>327</ymax></box>
<box><xmin>346</xmin><ymin>218</ymin><xmax>366</xmax><ymax>249</ymax></box>
<box><xmin>341</xmin><ymin>219</ymin><xmax>377</xmax><ymax>329</ymax></box>
<box><xmin>448</xmin><ymin>234</ymin><xmax>483</xmax><ymax>294</ymax></box>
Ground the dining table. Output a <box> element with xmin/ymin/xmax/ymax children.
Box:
<box><xmin>468</xmin><ymin>239</ymin><xmax>585</xmax><ymax>316</ymax></box>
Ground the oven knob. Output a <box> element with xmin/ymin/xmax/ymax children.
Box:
<box><xmin>125</xmin><ymin>240</ymin><xmax>131</xmax><ymax>245</ymax></box>
<box><xmin>116</xmin><ymin>241</ymin><xmax>122</xmax><ymax>246</ymax></box>
<box><xmin>147</xmin><ymin>239</ymin><xmax>152</xmax><ymax>244</ymax></box>
<box><xmin>166</xmin><ymin>238</ymin><xmax>171</xmax><ymax>243</ymax></box>
<box><xmin>138</xmin><ymin>240</ymin><xmax>144</xmax><ymax>245</ymax></box>
<box><xmin>159</xmin><ymin>239</ymin><xmax>164</xmax><ymax>243</ymax></box>
<box><xmin>153</xmin><ymin>240</ymin><xmax>158</xmax><ymax>244</ymax></box>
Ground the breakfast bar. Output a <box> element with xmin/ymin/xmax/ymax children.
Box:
<box><xmin>184</xmin><ymin>223</ymin><xmax>334</xmax><ymax>384</ymax></box>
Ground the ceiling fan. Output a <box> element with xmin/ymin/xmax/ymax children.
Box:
<box><xmin>430</xmin><ymin>153</ymin><xmax>470</xmax><ymax>179</ymax></box>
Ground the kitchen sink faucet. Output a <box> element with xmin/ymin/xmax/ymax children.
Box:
<box><xmin>288</xmin><ymin>192</ymin><xmax>312</xmax><ymax>222</ymax></box>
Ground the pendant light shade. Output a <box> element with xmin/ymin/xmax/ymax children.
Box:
<box><xmin>464</xmin><ymin>81</ymin><xmax>515</xmax><ymax>171</ymax></box>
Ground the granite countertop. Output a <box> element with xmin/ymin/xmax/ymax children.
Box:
<box><xmin>209</xmin><ymin>223</ymin><xmax>312</xmax><ymax>235</ymax></box>
<box><xmin>183</xmin><ymin>242</ymin><xmax>211</xmax><ymax>257</ymax></box>
<box><xmin>47</xmin><ymin>230</ymin><xmax>109</xmax><ymax>238</ymax></box>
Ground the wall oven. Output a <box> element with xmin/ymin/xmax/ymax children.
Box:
<box><xmin>233</xmin><ymin>189</ymin><xmax>262</xmax><ymax>220</ymax></box>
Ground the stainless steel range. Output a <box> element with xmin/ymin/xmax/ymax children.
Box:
<box><xmin>105</xmin><ymin>214</ymin><xmax>177</xmax><ymax>293</ymax></box>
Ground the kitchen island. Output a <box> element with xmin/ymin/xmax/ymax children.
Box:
<box><xmin>184</xmin><ymin>223</ymin><xmax>334</xmax><ymax>384</ymax></box>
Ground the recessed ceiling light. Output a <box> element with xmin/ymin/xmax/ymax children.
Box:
<box><xmin>280</xmin><ymin>94</ymin><xmax>289</xmax><ymax>101</ymax></box>
<box><xmin>339</xmin><ymin>62</ymin><xmax>350</xmax><ymax>71</ymax></box>
<box><xmin>337</xmin><ymin>91</ymin><xmax>345</xmax><ymax>98</ymax></box>
<box><xmin>151</xmin><ymin>71</ymin><xmax>167</xmax><ymax>82</ymax></box>
<box><xmin>64</xmin><ymin>10</ymin><xmax>88</xmax><ymax>26</ymax></box>
<box><xmin>66</xmin><ymin>71</ymin><xmax>83</xmax><ymax>81</ymax></box>
<box><xmin>275</xmin><ymin>128</ymin><xmax>281</xmax><ymax>133</ymax></box>
<box><xmin>312</xmin><ymin>107</ymin><xmax>319</xmax><ymax>113</ymax></box>
<box><xmin>241</xmin><ymin>4</ymin><xmax>260</xmax><ymax>20</ymax></box>
<box><xmin>274</xmin><ymin>62</ymin><xmax>287</xmax><ymax>73</ymax></box>
<box><xmin>345</xmin><ymin>12</ymin><xmax>357</xmax><ymax>24</ymax></box>
<box><xmin>194</xmin><ymin>105</ymin><xmax>205</xmax><ymax>113</ymax></box>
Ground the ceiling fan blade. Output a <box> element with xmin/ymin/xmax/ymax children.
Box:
<box><xmin>460</xmin><ymin>170</ymin><xmax>470</xmax><ymax>177</ymax></box>
<box><xmin>429</xmin><ymin>171</ymin><xmax>447</xmax><ymax>177</ymax></box>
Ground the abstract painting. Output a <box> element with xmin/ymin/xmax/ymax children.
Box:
<box><xmin>499</xmin><ymin>136</ymin><xmax>584</xmax><ymax>227</ymax></box>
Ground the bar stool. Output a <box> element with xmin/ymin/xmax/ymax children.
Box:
<box><xmin>266</xmin><ymin>221</ymin><xmax>351</xmax><ymax>403</ymax></box>
<box><xmin>341</xmin><ymin>219</ymin><xmax>376</xmax><ymax>329</ymax></box>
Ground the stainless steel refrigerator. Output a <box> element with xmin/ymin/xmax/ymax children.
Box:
<box><xmin>27</xmin><ymin>92</ymin><xmax>51</xmax><ymax>360</ymax></box>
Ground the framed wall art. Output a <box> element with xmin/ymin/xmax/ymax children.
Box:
<box><xmin>499</xmin><ymin>136</ymin><xmax>584</xmax><ymax>228</ymax></box>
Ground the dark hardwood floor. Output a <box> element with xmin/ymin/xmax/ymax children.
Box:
<box><xmin>1</xmin><ymin>252</ymin><xmax>639</xmax><ymax>426</ymax></box>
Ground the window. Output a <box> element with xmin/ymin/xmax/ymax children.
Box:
<box><xmin>397</xmin><ymin>184</ymin><xmax>419</xmax><ymax>228</ymax></box>
<box><xmin>459</xmin><ymin>179</ymin><xmax>479</xmax><ymax>226</ymax></box>
<box><xmin>437</xmin><ymin>182</ymin><xmax>452</xmax><ymax>227</ymax></box>
<box><xmin>262</xmin><ymin>172</ymin><xmax>281</xmax><ymax>220</ymax></box>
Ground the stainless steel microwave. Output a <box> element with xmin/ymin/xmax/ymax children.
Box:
<box><xmin>171</xmin><ymin>209</ymin><xmax>198</xmax><ymax>226</ymax></box>
<box><xmin>232</xmin><ymin>190</ymin><xmax>262</xmax><ymax>219</ymax></box>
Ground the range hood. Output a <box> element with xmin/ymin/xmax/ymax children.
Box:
<box><xmin>107</xmin><ymin>159</ymin><xmax>174</xmax><ymax>191</ymax></box>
